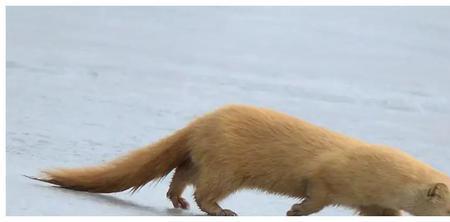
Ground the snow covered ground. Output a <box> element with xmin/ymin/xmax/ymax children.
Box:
<box><xmin>6</xmin><ymin>7</ymin><xmax>450</xmax><ymax>216</ymax></box>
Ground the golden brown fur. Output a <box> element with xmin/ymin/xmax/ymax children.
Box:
<box><xmin>31</xmin><ymin>104</ymin><xmax>450</xmax><ymax>216</ymax></box>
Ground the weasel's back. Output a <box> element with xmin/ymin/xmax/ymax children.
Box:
<box><xmin>191</xmin><ymin>104</ymin><xmax>365</xmax><ymax>151</ymax></box>
<box><xmin>188</xmin><ymin>105</ymin><xmax>366</xmax><ymax>181</ymax></box>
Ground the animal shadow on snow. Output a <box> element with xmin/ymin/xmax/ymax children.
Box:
<box><xmin>30</xmin><ymin>183</ymin><xmax>200</xmax><ymax>216</ymax></box>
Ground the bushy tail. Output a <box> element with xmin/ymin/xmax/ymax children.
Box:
<box><xmin>28</xmin><ymin>127</ymin><xmax>191</xmax><ymax>193</ymax></box>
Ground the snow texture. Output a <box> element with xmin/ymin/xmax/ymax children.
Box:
<box><xmin>6</xmin><ymin>7</ymin><xmax>450</xmax><ymax>216</ymax></box>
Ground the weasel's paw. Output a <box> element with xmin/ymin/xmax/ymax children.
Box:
<box><xmin>170</xmin><ymin>196</ymin><xmax>190</xmax><ymax>209</ymax></box>
<box><xmin>287</xmin><ymin>204</ymin><xmax>309</xmax><ymax>216</ymax></box>
<box><xmin>287</xmin><ymin>210</ymin><xmax>308</xmax><ymax>216</ymax></box>
<box><xmin>217</xmin><ymin>209</ymin><xmax>238</xmax><ymax>216</ymax></box>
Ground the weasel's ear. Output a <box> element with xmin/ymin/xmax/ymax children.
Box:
<box><xmin>427</xmin><ymin>183</ymin><xmax>449</xmax><ymax>201</ymax></box>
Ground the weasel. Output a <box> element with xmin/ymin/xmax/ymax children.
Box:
<box><xmin>28</xmin><ymin>104</ymin><xmax>450</xmax><ymax>216</ymax></box>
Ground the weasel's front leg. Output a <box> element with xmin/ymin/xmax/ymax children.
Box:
<box><xmin>286</xmin><ymin>180</ymin><xmax>329</xmax><ymax>216</ymax></box>
<box><xmin>358</xmin><ymin>205</ymin><xmax>402</xmax><ymax>216</ymax></box>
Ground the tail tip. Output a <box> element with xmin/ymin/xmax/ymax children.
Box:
<box><xmin>23</xmin><ymin>174</ymin><xmax>53</xmax><ymax>184</ymax></box>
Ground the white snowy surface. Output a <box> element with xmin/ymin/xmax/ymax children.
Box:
<box><xmin>6</xmin><ymin>7</ymin><xmax>450</xmax><ymax>216</ymax></box>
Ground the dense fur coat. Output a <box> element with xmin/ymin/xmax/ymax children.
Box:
<box><xmin>30</xmin><ymin>105</ymin><xmax>450</xmax><ymax>216</ymax></box>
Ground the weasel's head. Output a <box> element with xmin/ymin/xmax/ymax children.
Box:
<box><xmin>411</xmin><ymin>182</ymin><xmax>450</xmax><ymax>216</ymax></box>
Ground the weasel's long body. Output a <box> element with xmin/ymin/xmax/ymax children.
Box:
<box><xmin>32</xmin><ymin>105</ymin><xmax>450</xmax><ymax>216</ymax></box>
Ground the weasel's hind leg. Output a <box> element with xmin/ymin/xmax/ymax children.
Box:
<box><xmin>193</xmin><ymin>173</ymin><xmax>239</xmax><ymax>216</ymax></box>
<box><xmin>287</xmin><ymin>180</ymin><xmax>329</xmax><ymax>216</ymax></box>
<box><xmin>358</xmin><ymin>205</ymin><xmax>401</xmax><ymax>216</ymax></box>
<box><xmin>167</xmin><ymin>161</ymin><xmax>194</xmax><ymax>209</ymax></box>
